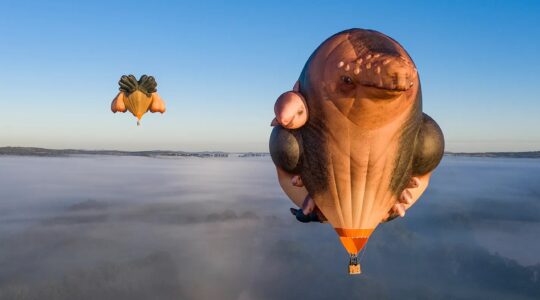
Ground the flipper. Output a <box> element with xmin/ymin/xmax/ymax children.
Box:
<box><xmin>383</xmin><ymin>114</ymin><xmax>444</xmax><ymax>223</ymax></box>
<box><xmin>270</xmin><ymin>126</ymin><xmax>312</xmax><ymax>213</ymax></box>
<box><xmin>290</xmin><ymin>208</ymin><xmax>322</xmax><ymax>223</ymax></box>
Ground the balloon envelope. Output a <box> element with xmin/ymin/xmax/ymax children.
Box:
<box><xmin>110</xmin><ymin>74</ymin><xmax>166</xmax><ymax>125</ymax></box>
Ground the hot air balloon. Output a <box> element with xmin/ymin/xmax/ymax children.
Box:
<box><xmin>111</xmin><ymin>74</ymin><xmax>166</xmax><ymax>125</ymax></box>
<box><xmin>269</xmin><ymin>29</ymin><xmax>444</xmax><ymax>274</ymax></box>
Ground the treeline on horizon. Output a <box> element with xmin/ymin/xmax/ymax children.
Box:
<box><xmin>1</xmin><ymin>146</ymin><xmax>539</xmax><ymax>158</ymax></box>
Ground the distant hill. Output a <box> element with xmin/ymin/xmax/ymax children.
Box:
<box><xmin>0</xmin><ymin>147</ymin><xmax>538</xmax><ymax>159</ymax></box>
<box><xmin>238</xmin><ymin>152</ymin><xmax>270</xmax><ymax>158</ymax></box>
<box><xmin>0</xmin><ymin>147</ymin><xmax>228</xmax><ymax>158</ymax></box>
<box><xmin>445</xmin><ymin>151</ymin><xmax>540</xmax><ymax>158</ymax></box>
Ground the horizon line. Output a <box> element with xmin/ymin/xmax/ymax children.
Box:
<box><xmin>1</xmin><ymin>146</ymin><xmax>540</xmax><ymax>155</ymax></box>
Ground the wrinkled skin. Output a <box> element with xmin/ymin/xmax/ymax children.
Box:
<box><xmin>270</xmin><ymin>29</ymin><xmax>444</xmax><ymax>230</ymax></box>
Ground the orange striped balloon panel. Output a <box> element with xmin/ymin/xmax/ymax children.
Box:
<box><xmin>310</xmin><ymin>98</ymin><xmax>414</xmax><ymax>255</ymax></box>
<box><xmin>335</xmin><ymin>228</ymin><xmax>374</xmax><ymax>254</ymax></box>
<box><xmin>124</xmin><ymin>90</ymin><xmax>153</xmax><ymax>120</ymax></box>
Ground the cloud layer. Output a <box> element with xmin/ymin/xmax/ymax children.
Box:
<box><xmin>0</xmin><ymin>156</ymin><xmax>539</xmax><ymax>299</ymax></box>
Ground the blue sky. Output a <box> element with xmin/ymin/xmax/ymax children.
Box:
<box><xmin>0</xmin><ymin>0</ymin><xmax>538</xmax><ymax>152</ymax></box>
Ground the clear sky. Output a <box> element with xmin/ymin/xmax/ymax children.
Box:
<box><xmin>0</xmin><ymin>0</ymin><xmax>539</xmax><ymax>152</ymax></box>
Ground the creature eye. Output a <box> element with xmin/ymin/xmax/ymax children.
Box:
<box><xmin>341</xmin><ymin>76</ymin><xmax>353</xmax><ymax>85</ymax></box>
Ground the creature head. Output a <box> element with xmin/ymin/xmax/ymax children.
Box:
<box><xmin>299</xmin><ymin>29</ymin><xmax>421</xmax><ymax>129</ymax></box>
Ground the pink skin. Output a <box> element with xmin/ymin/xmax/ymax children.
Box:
<box><xmin>383</xmin><ymin>173</ymin><xmax>432</xmax><ymax>221</ymax></box>
<box><xmin>391</xmin><ymin>178</ymin><xmax>420</xmax><ymax>217</ymax></box>
<box><xmin>273</xmin><ymin>81</ymin><xmax>424</xmax><ymax>222</ymax></box>
<box><xmin>271</xmin><ymin>88</ymin><xmax>308</xmax><ymax>129</ymax></box>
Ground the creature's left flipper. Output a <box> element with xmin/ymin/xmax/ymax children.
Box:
<box><xmin>383</xmin><ymin>113</ymin><xmax>444</xmax><ymax>222</ymax></box>
<box><xmin>269</xmin><ymin>81</ymin><xmax>309</xmax><ymax>201</ymax></box>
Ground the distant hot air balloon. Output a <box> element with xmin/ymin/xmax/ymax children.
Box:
<box><xmin>111</xmin><ymin>74</ymin><xmax>166</xmax><ymax>125</ymax></box>
<box><xmin>269</xmin><ymin>29</ymin><xmax>444</xmax><ymax>274</ymax></box>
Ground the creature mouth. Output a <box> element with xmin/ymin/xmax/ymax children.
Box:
<box><xmin>359</xmin><ymin>81</ymin><xmax>411</xmax><ymax>93</ymax></box>
<box><xmin>339</xmin><ymin>52</ymin><xmax>416</xmax><ymax>93</ymax></box>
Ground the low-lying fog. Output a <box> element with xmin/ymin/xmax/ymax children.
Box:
<box><xmin>0</xmin><ymin>155</ymin><xmax>539</xmax><ymax>299</ymax></box>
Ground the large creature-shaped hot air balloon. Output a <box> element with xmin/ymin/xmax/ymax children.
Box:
<box><xmin>111</xmin><ymin>74</ymin><xmax>166</xmax><ymax>125</ymax></box>
<box><xmin>269</xmin><ymin>29</ymin><xmax>444</xmax><ymax>274</ymax></box>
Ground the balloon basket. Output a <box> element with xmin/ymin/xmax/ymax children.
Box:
<box><xmin>348</xmin><ymin>254</ymin><xmax>361</xmax><ymax>275</ymax></box>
